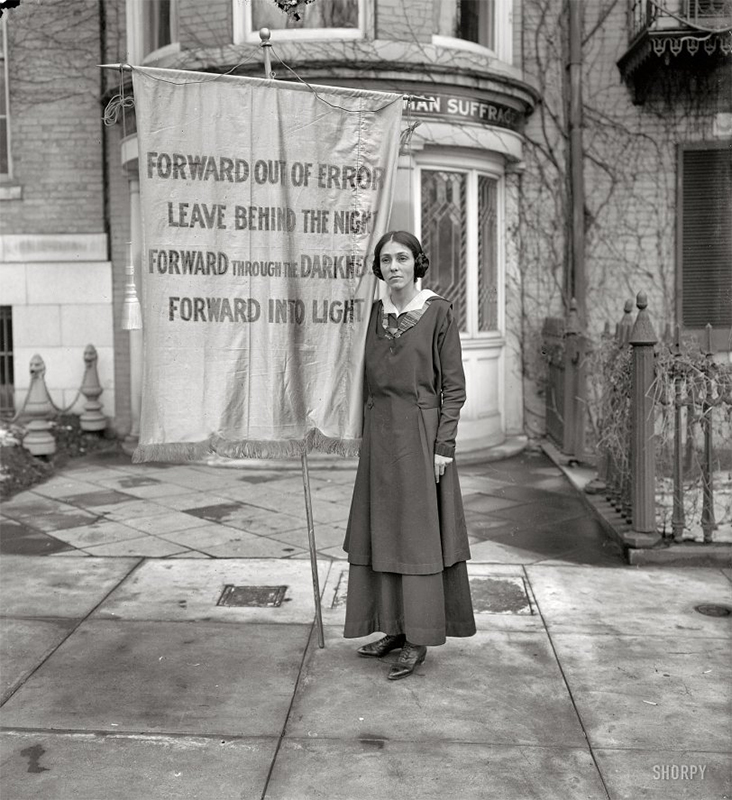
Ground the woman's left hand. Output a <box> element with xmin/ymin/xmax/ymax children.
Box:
<box><xmin>434</xmin><ymin>454</ymin><xmax>453</xmax><ymax>483</ymax></box>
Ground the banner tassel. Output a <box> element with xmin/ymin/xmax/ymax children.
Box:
<box><xmin>121</xmin><ymin>242</ymin><xmax>143</xmax><ymax>331</ymax></box>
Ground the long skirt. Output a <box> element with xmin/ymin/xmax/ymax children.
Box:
<box><xmin>343</xmin><ymin>561</ymin><xmax>476</xmax><ymax>647</ymax></box>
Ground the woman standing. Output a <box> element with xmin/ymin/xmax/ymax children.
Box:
<box><xmin>343</xmin><ymin>230</ymin><xmax>476</xmax><ymax>681</ymax></box>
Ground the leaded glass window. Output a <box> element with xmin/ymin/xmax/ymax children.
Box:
<box><xmin>420</xmin><ymin>170</ymin><xmax>468</xmax><ymax>332</ymax></box>
<box><xmin>478</xmin><ymin>175</ymin><xmax>498</xmax><ymax>331</ymax></box>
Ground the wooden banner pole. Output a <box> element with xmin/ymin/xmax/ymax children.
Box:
<box><xmin>301</xmin><ymin>452</ymin><xmax>325</xmax><ymax>648</ymax></box>
<box><xmin>257</xmin><ymin>28</ymin><xmax>324</xmax><ymax>648</ymax></box>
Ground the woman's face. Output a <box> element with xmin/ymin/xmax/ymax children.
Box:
<box><xmin>379</xmin><ymin>239</ymin><xmax>416</xmax><ymax>289</ymax></box>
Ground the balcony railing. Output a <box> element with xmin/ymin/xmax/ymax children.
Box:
<box><xmin>620</xmin><ymin>0</ymin><xmax>732</xmax><ymax>102</ymax></box>
<box><xmin>630</xmin><ymin>0</ymin><xmax>732</xmax><ymax>40</ymax></box>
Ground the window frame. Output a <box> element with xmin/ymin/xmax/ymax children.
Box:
<box><xmin>676</xmin><ymin>139</ymin><xmax>732</xmax><ymax>352</ymax></box>
<box><xmin>233</xmin><ymin>0</ymin><xmax>367</xmax><ymax>45</ymax></box>
<box><xmin>413</xmin><ymin>151</ymin><xmax>506</xmax><ymax>341</ymax></box>
<box><xmin>432</xmin><ymin>0</ymin><xmax>513</xmax><ymax>64</ymax></box>
<box><xmin>0</xmin><ymin>17</ymin><xmax>12</xmax><ymax>182</ymax></box>
<box><xmin>126</xmin><ymin>0</ymin><xmax>180</xmax><ymax>66</ymax></box>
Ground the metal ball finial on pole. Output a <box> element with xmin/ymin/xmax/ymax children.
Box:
<box><xmin>259</xmin><ymin>28</ymin><xmax>273</xmax><ymax>79</ymax></box>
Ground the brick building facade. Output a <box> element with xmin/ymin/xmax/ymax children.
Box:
<box><xmin>1</xmin><ymin>0</ymin><xmax>729</xmax><ymax>447</ymax></box>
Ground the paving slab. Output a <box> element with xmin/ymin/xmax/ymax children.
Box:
<box><xmin>19</xmin><ymin>509</ymin><xmax>102</xmax><ymax>533</ymax></box>
<box><xmin>265</xmin><ymin>738</ymin><xmax>608</xmax><ymax>800</ymax></box>
<box><xmin>0</xmin><ymin>556</ymin><xmax>138</xmax><ymax>618</ymax></box>
<box><xmin>92</xmin><ymin>558</ymin><xmax>332</xmax><ymax>624</ymax></box>
<box><xmin>0</xmin><ymin>493</ymin><xmax>80</xmax><ymax>519</ymax></box>
<box><xmin>0</xmin><ymin>618</ymin><xmax>76</xmax><ymax>704</ymax></box>
<box><xmin>148</xmin><ymin>491</ymin><xmax>233</xmax><ymax>511</ymax></box>
<box><xmin>31</xmin><ymin>477</ymin><xmax>111</xmax><ymax>500</ymax></box>
<box><xmin>155</xmin><ymin>523</ymin><xmax>258</xmax><ymax>550</ymax></box>
<box><xmin>0</xmin><ymin>620</ymin><xmax>309</xmax><ymax>737</ymax></box>
<box><xmin>0</xmin><ymin>731</ymin><xmax>277</xmax><ymax>800</ymax></box>
<box><xmin>102</xmin><ymin>498</ymin><xmax>177</xmax><ymax>521</ymax></box>
<box><xmin>319</xmin><ymin>564</ymin><xmax>545</xmax><ymax>632</ymax></box>
<box><xmin>466</xmin><ymin>537</ymin><xmax>551</xmax><ymax>565</ymax></box>
<box><xmin>550</xmin><ymin>632</ymin><xmax>731</xmax><ymax>751</ymax></box>
<box><xmin>0</xmin><ymin>519</ymin><xmax>74</xmax><ymax>556</ymax></box>
<box><xmin>593</xmin><ymin>748</ymin><xmax>732</xmax><ymax>800</ymax></box>
<box><xmin>81</xmin><ymin>537</ymin><xmax>189</xmax><ymax>558</ymax></box>
<box><xmin>201</xmin><ymin>537</ymin><xmax>308</xmax><ymax>558</ymax></box>
<box><xmin>270</xmin><ymin>522</ymin><xmax>348</xmax><ymax>551</ymax></box>
<box><xmin>95</xmin><ymin>477</ymin><xmax>192</xmax><ymax>499</ymax></box>
<box><xmin>287</xmin><ymin>628</ymin><xmax>586</xmax><ymax>746</ymax></box>
<box><xmin>526</xmin><ymin>565</ymin><xmax>732</xmax><ymax>636</ymax></box>
<box><xmin>45</xmin><ymin>520</ymin><xmax>145</xmax><ymax>549</ymax></box>
<box><xmin>490</xmin><ymin>503</ymin><xmax>588</xmax><ymax>527</ymax></box>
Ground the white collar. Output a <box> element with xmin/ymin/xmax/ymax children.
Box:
<box><xmin>383</xmin><ymin>289</ymin><xmax>437</xmax><ymax>316</ymax></box>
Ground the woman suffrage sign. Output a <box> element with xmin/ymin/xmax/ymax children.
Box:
<box><xmin>131</xmin><ymin>67</ymin><xmax>402</xmax><ymax>462</ymax></box>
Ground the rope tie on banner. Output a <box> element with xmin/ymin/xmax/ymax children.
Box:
<box><xmin>103</xmin><ymin>66</ymin><xmax>135</xmax><ymax>127</ymax></box>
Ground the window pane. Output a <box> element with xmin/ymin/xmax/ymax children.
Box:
<box><xmin>0</xmin><ymin>122</ymin><xmax>7</xmax><ymax>175</ymax></box>
<box><xmin>435</xmin><ymin>0</ymin><xmax>495</xmax><ymax>49</ymax></box>
<box><xmin>252</xmin><ymin>0</ymin><xmax>359</xmax><ymax>30</ymax></box>
<box><xmin>478</xmin><ymin>175</ymin><xmax>498</xmax><ymax>331</ymax></box>
<box><xmin>143</xmin><ymin>0</ymin><xmax>178</xmax><ymax>56</ymax></box>
<box><xmin>420</xmin><ymin>170</ymin><xmax>468</xmax><ymax>332</ymax></box>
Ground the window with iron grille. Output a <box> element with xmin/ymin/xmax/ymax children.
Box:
<box><xmin>677</xmin><ymin>144</ymin><xmax>732</xmax><ymax>348</ymax></box>
<box><xmin>0</xmin><ymin>306</ymin><xmax>14</xmax><ymax>416</ymax></box>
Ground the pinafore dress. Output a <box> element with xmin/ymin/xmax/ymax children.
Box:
<box><xmin>343</xmin><ymin>295</ymin><xmax>476</xmax><ymax>646</ymax></box>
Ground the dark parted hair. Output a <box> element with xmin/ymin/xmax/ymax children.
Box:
<box><xmin>372</xmin><ymin>230</ymin><xmax>430</xmax><ymax>281</ymax></box>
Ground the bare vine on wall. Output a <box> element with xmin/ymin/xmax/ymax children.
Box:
<box><xmin>517</xmin><ymin>0</ymin><xmax>725</xmax><ymax>439</ymax></box>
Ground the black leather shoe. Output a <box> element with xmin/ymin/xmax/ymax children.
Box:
<box><xmin>357</xmin><ymin>633</ymin><xmax>406</xmax><ymax>658</ymax></box>
<box><xmin>387</xmin><ymin>643</ymin><xmax>427</xmax><ymax>680</ymax></box>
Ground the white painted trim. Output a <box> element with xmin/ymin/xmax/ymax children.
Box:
<box><xmin>411</xmin><ymin>121</ymin><xmax>524</xmax><ymax>163</ymax></box>
<box><xmin>432</xmin><ymin>35</ymin><xmax>497</xmax><ymax>59</ymax></box>
<box><xmin>142</xmin><ymin>42</ymin><xmax>182</xmax><ymax>65</ymax></box>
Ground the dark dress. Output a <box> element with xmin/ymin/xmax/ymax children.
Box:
<box><xmin>343</xmin><ymin>295</ymin><xmax>476</xmax><ymax>646</ymax></box>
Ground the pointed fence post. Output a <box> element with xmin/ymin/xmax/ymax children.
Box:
<box><xmin>562</xmin><ymin>298</ymin><xmax>586</xmax><ymax>461</ymax></box>
<box><xmin>628</xmin><ymin>292</ymin><xmax>661</xmax><ymax>546</ymax></box>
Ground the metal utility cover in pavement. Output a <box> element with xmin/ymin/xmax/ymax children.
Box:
<box><xmin>217</xmin><ymin>585</ymin><xmax>288</xmax><ymax>608</ymax></box>
<box><xmin>694</xmin><ymin>604</ymin><xmax>731</xmax><ymax>618</ymax></box>
<box><xmin>469</xmin><ymin>576</ymin><xmax>534</xmax><ymax>615</ymax></box>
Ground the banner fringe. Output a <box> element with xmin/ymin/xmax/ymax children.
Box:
<box><xmin>131</xmin><ymin>430</ymin><xmax>361</xmax><ymax>464</ymax></box>
<box><xmin>132</xmin><ymin>440</ymin><xmax>212</xmax><ymax>463</ymax></box>
<box><xmin>307</xmin><ymin>428</ymin><xmax>361</xmax><ymax>458</ymax></box>
<box><xmin>212</xmin><ymin>436</ymin><xmax>305</xmax><ymax>460</ymax></box>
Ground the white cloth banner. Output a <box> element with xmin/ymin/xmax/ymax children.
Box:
<box><xmin>131</xmin><ymin>67</ymin><xmax>402</xmax><ymax>462</ymax></box>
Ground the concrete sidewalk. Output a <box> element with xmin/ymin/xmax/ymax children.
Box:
<box><xmin>0</xmin><ymin>449</ymin><xmax>730</xmax><ymax>799</ymax></box>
